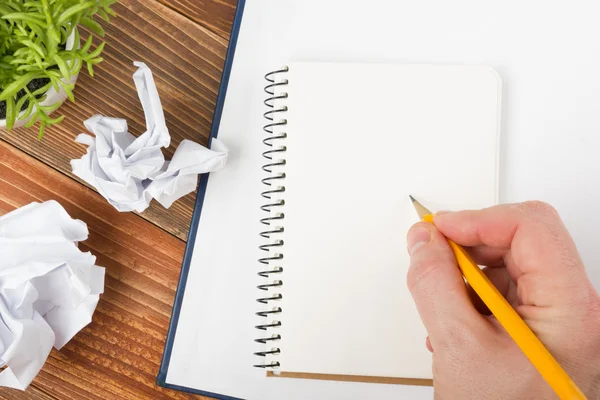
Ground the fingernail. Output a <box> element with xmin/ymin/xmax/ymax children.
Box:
<box><xmin>433</xmin><ymin>210</ymin><xmax>452</xmax><ymax>222</ymax></box>
<box><xmin>407</xmin><ymin>226</ymin><xmax>431</xmax><ymax>255</ymax></box>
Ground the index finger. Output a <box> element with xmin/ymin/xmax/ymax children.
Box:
<box><xmin>434</xmin><ymin>202</ymin><xmax>592</xmax><ymax>308</ymax></box>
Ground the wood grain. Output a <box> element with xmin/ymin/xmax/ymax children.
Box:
<box><xmin>0</xmin><ymin>0</ymin><xmax>238</xmax><ymax>398</ymax></box>
<box><xmin>0</xmin><ymin>140</ymin><xmax>210</xmax><ymax>399</ymax></box>
<box><xmin>156</xmin><ymin>0</ymin><xmax>237</xmax><ymax>40</ymax></box>
<box><xmin>0</xmin><ymin>387</ymin><xmax>56</xmax><ymax>400</ymax></box>
<box><xmin>0</xmin><ymin>0</ymin><xmax>230</xmax><ymax>241</ymax></box>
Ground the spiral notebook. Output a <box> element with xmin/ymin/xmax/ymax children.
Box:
<box><xmin>159</xmin><ymin>62</ymin><xmax>500</xmax><ymax>400</ymax></box>
<box><xmin>255</xmin><ymin>62</ymin><xmax>501</xmax><ymax>383</ymax></box>
<box><xmin>158</xmin><ymin>4</ymin><xmax>501</xmax><ymax>395</ymax></box>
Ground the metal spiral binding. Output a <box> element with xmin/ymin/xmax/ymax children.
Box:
<box><xmin>254</xmin><ymin>66</ymin><xmax>288</xmax><ymax>369</ymax></box>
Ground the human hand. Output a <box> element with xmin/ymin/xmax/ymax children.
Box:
<box><xmin>406</xmin><ymin>202</ymin><xmax>600</xmax><ymax>399</ymax></box>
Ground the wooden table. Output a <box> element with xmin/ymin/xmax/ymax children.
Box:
<box><xmin>0</xmin><ymin>1</ymin><xmax>237</xmax><ymax>399</ymax></box>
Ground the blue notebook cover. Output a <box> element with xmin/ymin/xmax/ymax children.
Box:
<box><xmin>156</xmin><ymin>1</ymin><xmax>246</xmax><ymax>399</ymax></box>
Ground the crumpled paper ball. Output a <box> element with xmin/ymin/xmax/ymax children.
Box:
<box><xmin>0</xmin><ymin>201</ymin><xmax>104</xmax><ymax>390</ymax></box>
<box><xmin>71</xmin><ymin>61</ymin><xmax>228</xmax><ymax>213</ymax></box>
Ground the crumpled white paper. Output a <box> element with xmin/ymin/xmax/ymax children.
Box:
<box><xmin>0</xmin><ymin>201</ymin><xmax>105</xmax><ymax>390</ymax></box>
<box><xmin>71</xmin><ymin>61</ymin><xmax>228</xmax><ymax>213</ymax></box>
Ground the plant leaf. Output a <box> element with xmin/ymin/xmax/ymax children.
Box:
<box><xmin>6</xmin><ymin>95</ymin><xmax>16</xmax><ymax>131</ymax></box>
<box><xmin>46</xmin><ymin>114</ymin><xmax>65</xmax><ymax>125</ymax></box>
<box><xmin>37</xmin><ymin>122</ymin><xmax>45</xmax><ymax>140</ymax></box>
<box><xmin>52</xmin><ymin>54</ymin><xmax>70</xmax><ymax>80</ymax></box>
<box><xmin>62</xmin><ymin>83</ymin><xmax>74</xmax><ymax>102</ymax></box>
<box><xmin>88</xmin><ymin>41</ymin><xmax>105</xmax><ymax>58</ymax></box>
<box><xmin>49</xmin><ymin>75</ymin><xmax>60</xmax><ymax>92</ymax></box>
<box><xmin>21</xmin><ymin>98</ymin><xmax>36</xmax><ymax>119</ymax></box>
<box><xmin>20</xmin><ymin>40</ymin><xmax>45</xmax><ymax>58</ymax></box>
<box><xmin>32</xmin><ymin>82</ymin><xmax>51</xmax><ymax>96</ymax></box>
<box><xmin>2</xmin><ymin>13</ymin><xmax>48</xmax><ymax>28</ymax></box>
<box><xmin>24</xmin><ymin>111</ymin><xmax>38</xmax><ymax>128</ymax></box>
<box><xmin>56</xmin><ymin>2</ymin><xmax>95</xmax><ymax>26</ymax></box>
<box><xmin>81</xmin><ymin>34</ymin><xmax>93</xmax><ymax>52</ymax></box>
<box><xmin>80</xmin><ymin>17</ymin><xmax>104</xmax><ymax>36</ymax></box>
<box><xmin>98</xmin><ymin>9</ymin><xmax>109</xmax><ymax>22</ymax></box>
<box><xmin>0</xmin><ymin>72</ymin><xmax>35</xmax><ymax>101</ymax></box>
<box><xmin>73</xmin><ymin>28</ymin><xmax>81</xmax><ymax>50</ymax></box>
<box><xmin>15</xmin><ymin>93</ymin><xmax>29</xmax><ymax>112</ymax></box>
<box><xmin>103</xmin><ymin>5</ymin><xmax>117</xmax><ymax>17</ymax></box>
<box><xmin>39</xmin><ymin>101</ymin><xmax>62</xmax><ymax>113</ymax></box>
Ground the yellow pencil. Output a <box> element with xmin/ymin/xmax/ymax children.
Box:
<box><xmin>409</xmin><ymin>196</ymin><xmax>586</xmax><ymax>400</ymax></box>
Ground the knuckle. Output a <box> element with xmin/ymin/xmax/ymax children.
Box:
<box><xmin>406</xmin><ymin>255</ymin><xmax>442</xmax><ymax>293</ymax></box>
<box><xmin>519</xmin><ymin>200</ymin><xmax>559</xmax><ymax>220</ymax></box>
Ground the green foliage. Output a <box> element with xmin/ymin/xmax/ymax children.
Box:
<box><xmin>0</xmin><ymin>0</ymin><xmax>116</xmax><ymax>138</ymax></box>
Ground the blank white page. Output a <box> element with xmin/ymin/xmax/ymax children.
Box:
<box><xmin>274</xmin><ymin>62</ymin><xmax>500</xmax><ymax>379</ymax></box>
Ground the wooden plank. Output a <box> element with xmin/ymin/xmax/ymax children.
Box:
<box><xmin>156</xmin><ymin>0</ymin><xmax>237</xmax><ymax>40</ymax></box>
<box><xmin>0</xmin><ymin>141</ymin><xmax>212</xmax><ymax>399</ymax></box>
<box><xmin>0</xmin><ymin>387</ymin><xmax>57</xmax><ymax>400</ymax></box>
<box><xmin>0</xmin><ymin>0</ymin><xmax>231</xmax><ymax>241</ymax></box>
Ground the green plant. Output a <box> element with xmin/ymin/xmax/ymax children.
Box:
<box><xmin>0</xmin><ymin>0</ymin><xmax>116</xmax><ymax>138</ymax></box>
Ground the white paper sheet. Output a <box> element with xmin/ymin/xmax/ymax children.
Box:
<box><xmin>71</xmin><ymin>62</ymin><xmax>228</xmax><ymax>213</ymax></box>
<box><xmin>0</xmin><ymin>201</ymin><xmax>105</xmax><ymax>390</ymax></box>
<box><xmin>272</xmin><ymin>62</ymin><xmax>499</xmax><ymax>378</ymax></box>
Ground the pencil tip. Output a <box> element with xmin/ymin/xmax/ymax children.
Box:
<box><xmin>409</xmin><ymin>196</ymin><xmax>432</xmax><ymax>218</ymax></box>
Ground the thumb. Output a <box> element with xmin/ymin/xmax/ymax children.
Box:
<box><xmin>406</xmin><ymin>222</ymin><xmax>487</xmax><ymax>345</ymax></box>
